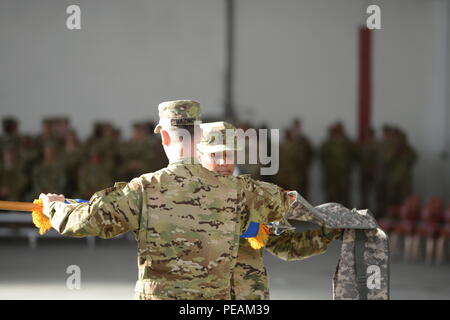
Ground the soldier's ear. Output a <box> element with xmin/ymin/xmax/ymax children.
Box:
<box><xmin>161</xmin><ymin>129</ymin><xmax>171</xmax><ymax>146</ymax></box>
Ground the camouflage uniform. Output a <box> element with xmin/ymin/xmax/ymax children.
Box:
<box><xmin>385</xmin><ymin>129</ymin><xmax>417</xmax><ymax>207</ymax></box>
<box><xmin>43</xmin><ymin>101</ymin><xmax>291</xmax><ymax>300</ymax></box>
<box><xmin>375</xmin><ymin>127</ymin><xmax>417</xmax><ymax>216</ymax></box>
<box><xmin>77</xmin><ymin>151</ymin><xmax>114</xmax><ymax>199</ymax></box>
<box><xmin>86</xmin><ymin>123</ymin><xmax>121</xmax><ymax>179</ymax></box>
<box><xmin>0</xmin><ymin>148</ymin><xmax>27</xmax><ymax>201</ymax></box>
<box><xmin>0</xmin><ymin>117</ymin><xmax>20</xmax><ymax>158</ymax></box>
<box><xmin>197</xmin><ymin>121</ymin><xmax>341</xmax><ymax>300</ymax></box>
<box><xmin>357</xmin><ymin>128</ymin><xmax>378</xmax><ymax>210</ymax></box>
<box><xmin>32</xmin><ymin>142</ymin><xmax>67</xmax><ymax>195</ymax></box>
<box><xmin>119</xmin><ymin>123</ymin><xmax>156</xmax><ymax>181</ymax></box>
<box><xmin>276</xmin><ymin>130</ymin><xmax>313</xmax><ymax>196</ymax></box>
<box><xmin>61</xmin><ymin>143</ymin><xmax>83</xmax><ymax>197</ymax></box>
<box><xmin>18</xmin><ymin>136</ymin><xmax>41</xmax><ymax>200</ymax></box>
<box><xmin>374</xmin><ymin>126</ymin><xmax>396</xmax><ymax>216</ymax></box>
<box><xmin>320</xmin><ymin>124</ymin><xmax>357</xmax><ymax>207</ymax></box>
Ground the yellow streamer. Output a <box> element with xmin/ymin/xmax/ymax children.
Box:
<box><xmin>31</xmin><ymin>199</ymin><xmax>52</xmax><ymax>235</ymax></box>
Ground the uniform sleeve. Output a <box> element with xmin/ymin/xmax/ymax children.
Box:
<box><xmin>239</xmin><ymin>175</ymin><xmax>292</xmax><ymax>224</ymax></box>
<box><xmin>265</xmin><ymin>227</ymin><xmax>341</xmax><ymax>261</ymax></box>
<box><xmin>44</xmin><ymin>178</ymin><xmax>143</xmax><ymax>239</ymax></box>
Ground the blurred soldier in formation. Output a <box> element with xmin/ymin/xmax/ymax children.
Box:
<box><xmin>36</xmin><ymin>119</ymin><xmax>59</xmax><ymax>155</ymax></box>
<box><xmin>357</xmin><ymin>127</ymin><xmax>378</xmax><ymax>211</ymax></box>
<box><xmin>276</xmin><ymin>119</ymin><xmax>313</xmax><ymax>197</ymax></box>
<box><xmin>374</xmin><ymin>125</ymin><xmax>395</xmax><ymax>216</ymax></box>
<box><xmin>19</xmin><ymin>135</ymin><xmax>40</xmax><ymax>201</ymax></box>
<box><xmin>291</xmin><ymin>119</ymin><xmax>314</xmax><ymax>196</ymax></box>
<box><xmin>320</xmin><ymin>122</ymin><xmax>357</xmax><ymax>207</ymax></box>
<box><xmin>52</xmin><ymin>117</ymin><xmax>71</xmax><ymax>149</ymax></box>
<box><xmin>86</xmin><ymin>121</ymin><xmax>104</xmax><ymax>146</ymax></box>
<box><xmin>386</xmin><ymin>127</ymin><xmax>417</xmax><ymax>209</ymax></box>
<box><xmin>32</xmin><ymin>142</ymin><xmax>66</xmax><ymax>196</ymax></box>
<box><xmin>120</xmin><ymin>122</ymin><xmax>155</xmax><ymax>181</ymax></box>
<box><xmin>77</xmin><ymin>149</ymin><xmax>114</xmax><ymax>199</ymax></box>
<box><xmin>235</xmin><ymin>122</ymin><xmax>262</xmax><ymax>180</ymax></box>
<box><xmin>0</xmin><ymin>147</ymin><xmax>27</xmax><ymax>201</ymax></box>
<box><xmin>275</xmin><ymin>130</ymin><xmax>298</xmax><ymax>190</ymax></box>
<box><xmin>86</xmin><ymin>122</ymin><xmax>121</xmax><ymax>178</ymax></box>
<box><xmin>0</xmin><ymin>117</ymin><xmax>20</xmax><ymax>157</ymax></box>
<box><xmin>61</xmin><ymin>130</ymin><xmax>83</xmax><ymax>197</ymax></box>
<box><xmin>375</xmin><ymin>125</ymin><xmax>417</xmax><ymax>217</ymax></box>
<box><xmin>377</xmin><ymin>125</ymin><xmax>417</xmax><ymax>216</ymax></box>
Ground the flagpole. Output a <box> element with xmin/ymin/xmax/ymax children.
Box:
<box><xmin>0</xmin><ymin>200</ymin><xmax>40</xmax><ymax>212</ymax></box>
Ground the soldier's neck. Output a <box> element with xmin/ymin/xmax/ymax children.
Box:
<box><xmin>165</xmin><ymin>144</ymin><xmax>198</xmax><ymax>165</ymax></box>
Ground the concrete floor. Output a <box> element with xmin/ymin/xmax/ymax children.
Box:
<box><xmin>1</xmin><ymin>235</ymin><xmax>449</xmax><ymax>300</ymax></box>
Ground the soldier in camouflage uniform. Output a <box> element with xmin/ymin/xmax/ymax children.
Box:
<box><xmin>77</xmin><ymin>148</ymin><xmax>114</xmax><ymax>199</ymax></box>
<box><xmin>375</xmin><ymin>126</ymin><xmax>417</xmax><ymax>217</ymax></box>
<box><xmin>39</xmin><ymin>100</ymin><xmax>302</xmax><ymax>300</ymax></box>
<box><xmin>374</xmin><ymin>125</ymin><xmax>396</xmax><ymax>217</ymax></box>
<box><xmin>357</xmin><ymin>127</ymin><xmax>378</xmax><ymax>211</ymax></box>
<box><xmin>197</xmin><ymin>121</ymin><xmax>341</xmax><ymax>299</ymax></box>
<box><xmin>289</xmin><ymin>119</ymin><xmax>314</xmax><ymax>197</ymax></box>
<box><xmin>275</xmin><ymin>126</ymin><xmax>313</xmax><ymax>197</ymax></box>
<box><xmin>0</xmin><ymin>118</ymin><xmax>20</xmax><ymax>159</ymax></box>
<box><xmin>35</xmin><ymin>119</ymin><xmax>60</xmax><ymax>154</ymax></box>
<box><xmin>18</xmin><ymin>135</ymin><xmax>41</xmax><ymax>201</ymax></box>
<box><xmin>32</xmin><ymin>142</ymin><xmax>67</xmax><ymax>196</ymax></box>
<box><xmin>276</xmin><ymin>130</ymin><xmax>298</xmax><ymax>190</ymax></box>
<box><xmin>385</xmin><ymin>128</ymin><xmax>417</xmax><ymax>208</ymax></box>
<box><xmin>119</xmin><ymin>122</ymin><xmax>156</xmax><ymax>181</ymax></box>
<box><xmin>320</xmin><ymin>122</ymin><xmax>357</xmax><ymax>207</ymax></box>
<box><xmin>60</xmin><ymin>130</ymin><xmax>83</xmax><ymax>197</ymax></box>
<box><xmin>0</xmin><ymin>147</ymin><xmax>27</xmax><ymax>201</ymax></box>
<box><xmin>86</xmin><ymin>122</ymin><xmax>121</xmax><ymax>179</ymax></box>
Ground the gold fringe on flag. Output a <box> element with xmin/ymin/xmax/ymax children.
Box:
<box><xmin>31</xmin><ymin>199</ymin><xmax>52</xmax><ymax>235</ymax></box>
<box><xmin>247</xmin><ymin>224</ymin><xmax>270</xmax><ymax>249</ymax></box>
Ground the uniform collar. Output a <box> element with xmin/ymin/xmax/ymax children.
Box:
<box><xmin>169</xmin><ymin>157</ymin><xmax>200</xmax><ymax>166</ymax></box>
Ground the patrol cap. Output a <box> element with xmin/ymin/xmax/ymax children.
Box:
<box><xmin>197</xmin><ymin>121</ymin><xmax>243</xmax><ymax>154</ymax></box>
<box><xmin>154</xmin><ymin>100</ymin><xmax>201</xmax><ymax>133</ymax></box>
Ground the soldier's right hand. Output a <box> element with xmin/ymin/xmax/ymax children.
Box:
<box><xmin>39</xmin><ymin>193</ymin><xmax>65</xmax><ymax>215</ymax></box>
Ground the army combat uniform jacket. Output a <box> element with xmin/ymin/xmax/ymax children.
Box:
<box><xmin>44</xmin><ymin>158</ymin><xmax>291</xmax><ymax>300</ymax></box>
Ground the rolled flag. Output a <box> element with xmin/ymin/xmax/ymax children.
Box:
<box><xmin>240</xmin><ymin>222</ymin><xmax>270</xmax><ymax>249</ymax></box>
